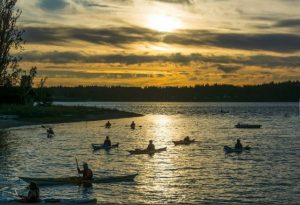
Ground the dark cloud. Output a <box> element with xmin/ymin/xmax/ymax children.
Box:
<box><xmin>275</xmin><ymin>19</ymin><xmax>300</xmax><ymax>27</ymax></box>
<box><xmin>72</xmin><ymin>0</ymin><xmax>112</xmax><ymax>8</ymax></box>
<box><xmin>212</xmin><ymin>34</ymin><xmax>300</xmax><ymax>53</ymax></box>
<box><xmin>164</xmin><ymin>31</ymin><xmax>300</xmax><ymax>53</ymax></box>
<box><xmin>215</xmin><ymin>64</ymin><xmax>242</xmax><ymax>73</ymax></box>
<box><xmin>23</xmin><ymin>27</ymin><xmax>160</xmax><ymax>46</ymax></box>
<box><xmin>83</xmin><ymin>3</ymin><xmax>109</xmax><ymax>8</ymax></box>
<box><xmin>23</xmin><ymin>26</ymin><xmax>300</xmax><ymax>53</ymax></box>
<box><xmin>38</xmin><ymin>0</ymin><xmax>69</xmax><ymax>11</ymax></box>
<box><xmin>22</xmin><ymin>51</ymin><xmax>300</xmax><ymax>69</ymax></box>
<box><xmin>37</xmin><ymin>70</ymin><xmax>165</xmax><ymax>79</ymax></box>
<box><xmin>22</xmin><ymin>51</ymin><xmax>168</xmax><ymax>64</ymax></box>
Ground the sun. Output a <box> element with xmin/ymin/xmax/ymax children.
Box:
<box><xmin>147</xmin><ymin>14</ymin><xmax>181</xmax><ymax>32</ymax></box>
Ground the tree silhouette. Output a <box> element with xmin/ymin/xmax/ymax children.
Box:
<box><xmin>0</xmin><ymin>0</ymin><xmax>24</xmax><ymax>87</ymax></box>
<box><xmin>44</xmin><ymin>81</ymin><xmax>300</xmax><ymax>102</ymax></box>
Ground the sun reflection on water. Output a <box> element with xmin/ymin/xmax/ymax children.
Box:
<box><xmin>144</xmin><ymin>115</ymin><xmax>177</xmax><ymax>201</ymax></box>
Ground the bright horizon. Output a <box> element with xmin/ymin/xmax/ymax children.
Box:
<box><xmin>17</xmin><ymin>0</ymin><xmax>300</xmax><ymax>86</ymax></box>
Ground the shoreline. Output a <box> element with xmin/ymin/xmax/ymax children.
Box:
<box><xmin>0</xmin><ymin>105</ymin><xmax>143</xmax><ymax>129</ymax></box>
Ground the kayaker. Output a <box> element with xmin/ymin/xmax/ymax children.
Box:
<box><xmin>77</xmin><ymin>162</ymin><xmax>93</xmax><ymax>180</ymax></box>
<box><xmin>235</xmin><ymin>139</ymin><xmax>243</xmax><ymax>149</ymax></box>
<box><xmin>20</xmin><ymin>182</ymin><xmax>40</xmax><ymax>203</ymax></box>
<box><xmin>146</xmin><ymin>140</ymin><xmax>155</xmax><ymax>151</ymax></box>
<box><xmin>105</xmin><ymin>121</ymin><xmax>111</xmax><ymax>128</ymax></box>
<box><xmin>47</xmin><ymin>128</ymin><xmax>54</xmax><ymax>135</ymax></box>
<box><xmin>130</xmin><ymin>121</ymin><xmax>136</xmax><ymax>129</ymax></box>
<box><xmin>184</xmin><ymin>136</ymin><xmax>190</xmax><ymax>142</ymax></box>
<box><xmin>104</xmin><ymin>136</ymin><xmax>111</xmax><ymax>147</ymax></box>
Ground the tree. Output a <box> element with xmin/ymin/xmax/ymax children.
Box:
<box><xmin>36</xmin><ymin>76</ymin><xmax>51</xmax><ymax>106</ymax></box>
<box><xmin>0</xmin><ymin>0</ymin><xmax>24</xmax><ymax>87</ymax></box>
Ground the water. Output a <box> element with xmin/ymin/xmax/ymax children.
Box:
<box><xmin>0</xmin><ymin>102</ymin><xmax>300</xmax><ymax>204</ymax></box>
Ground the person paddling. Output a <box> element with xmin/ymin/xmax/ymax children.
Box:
<box><xmin>146</xmin><ymin>140</ymin><xmax>155</xmax><ymax>152</ymax></box>
<box><xmin>47</xmin><ymin>128</ymin><xmax>54</xmax><ymax>138</ymax></box>
<box><xmin>77</xmin><ymin>162</ymin><xmax>93</xmax><ymax>180</ymax></box>
<box><xmin>20</xmin><ymin>182</ymin><xmax>40</xmax><ymax>203</ymax></box>
<box><xmin>104</xmin><ymin>136</ymin><xmax>111</xmax><ymax>147</ymax></box>
<box><xmin>130</xmin><ymin>121</ymin><xmax>136</xmax><ymax>129</ymax></box>
<box><xmin>184</xmin><ymin>136</ymin><xmax>190</xmax><ymax>142</ymax></box>
<box><xmin>47</xmin><ymin>128</ymin><xmax>54</xmax><ymax>135</ymax></box>
<box><xmin>235</xmin><ymin>139</ymin><xmax>243</xmax><ymax>149</ymax></box>
<box><xmin>105</xmin><ymin>121</ymin><xmax>111</xmax><ymax>128</ymax></box>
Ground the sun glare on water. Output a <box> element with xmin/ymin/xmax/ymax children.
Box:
<box><xmin>147</xmin><ymin>14</ymin><xmax>181</xmax><ymax>32</ymax></box>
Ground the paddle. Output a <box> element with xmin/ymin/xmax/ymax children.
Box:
<box><xmin>3</xmin><ymin>189</ymin><xmax>23</xmax><ymax>198</ymax></box>
<box><xmin>42</xmin><ymin>125</ymin><xmax>55</xmax><ymax>138</ymax></box>
<box><xmin>75</xmin><ymin>157</ymin><xmax>80</xmax><ymax>177</ymax></box>
<box><xmin>75</xmin><ymin>157</ymin><xmax>79</xmax><ymax>170</ymax></box>
<box><xmin>41</xmin><ymin>125</ymin><xmax>51</xmax><ymax>129</ymax></box>
<box><xmin>14</xmin><ymin>189</ymin><xmax>24</xmax><ymax>198</ymax></box>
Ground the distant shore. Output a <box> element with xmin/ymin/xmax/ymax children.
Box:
<box><xmin>0</xmin><ymin>105</ymin><xmax>143</xmax><ymax>129</ymax></box>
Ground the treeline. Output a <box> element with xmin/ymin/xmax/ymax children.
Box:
<box><xmin>43</xmin><ymin>81</ymin><xmax>300</xmax><ymax>102</ymax></box>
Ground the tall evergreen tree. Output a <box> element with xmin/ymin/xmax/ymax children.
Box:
<box><xmin>0</xmin><ymin>0</ymin><xmax>24</xmax><ymax>86</ymax></box>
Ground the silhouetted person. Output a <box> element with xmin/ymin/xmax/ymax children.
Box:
<box><xmin>184</xmin><ymin>136</ymin><xmax>190</xmax><ymax>142</ymax></box>
<box><xmin>104</xmin><ymin>136</ymin><xmax>111</xmax><ymax>147</ymax></box>
<box><xmin>77</xmin><ymin>162</ymin><xmax>93</xmax><ymax>180</ymax></box>
<box><xmin>147</xmin><ymin>140</ymin><xmax>155</xmax><ymax>151</ymax></box>
<box><xmin>47</xmin><ymin>128</ymin><xmax>54</xmax><ymax>138</ymax></box>
<box><xmin>20</xmin><ymin>182</ymin><xmax>40</xmax><ymax>203</ymax></box>
<box><xmin>105</xmin><ymin>121</ymin><xmax>111</xmax><ymax>128</ymax></box>
<box><xmin>235</xmin><ymin>139</ymin><xmax>243</xmax><ymax>149</ymax></box>
<box><xmin>47</xmin><ymin>128</ymin><xmax>54</xmax><ymax>135</ymax></box>
<box><xmin>130</xmin><ymin>121</ymin><xmax>136</xmax><ymax>129</ymax></box>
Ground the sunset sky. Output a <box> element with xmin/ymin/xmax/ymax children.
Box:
<box><xmin>17</xmin><ymin>0</ymin><xmax>300</xmax><ymax>86</ymax></box>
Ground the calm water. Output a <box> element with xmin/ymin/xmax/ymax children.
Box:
<box><xmin>0</xmin><ymin>102</ymin><xmax>300</xmax><ymax>204</ymax></box>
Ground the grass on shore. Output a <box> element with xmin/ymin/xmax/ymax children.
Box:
<box><xmin>0</xmin><ymin>104</ymin><xmax>142</xmax><ymax>124</ymax></box>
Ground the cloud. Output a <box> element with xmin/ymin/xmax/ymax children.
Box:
<box><xmin>215</xmin><ymin>64</ymin><xmax>242</xmax><ymax>73</ymax></box>
<box><xmin>72</xmin><ymin>0</ymin><xmax>116</xmax><ymax>8</ymax></box>
<box><xmin>164</xmin><ymin>31</ymin><xmax>300</xmax><ymax>53</ymax></box>
<box><xmin>37</xmin><ymin>70</ymin><xmax>165</xmax><ymax>79</ymax></box>
<box><xmin>275</xmin><ymin>18</ymin><xmax>300</xmax><ymax>27</ymax></box>
<box><xmin>21</xmin><ymin>51</ymin><xmax>300</xmax><ymax>69</ymax></box>
<box><xmin>23</xmin><ymin>26</ymin><xmax>160</xmax><ymax>46</ymax></box>
<box><xmin>38</xmin><ymin>0</ymin><xmax>69</xmax><ymax>11</ymax></box>
<box><xmin>23</xmin><ymin>26</ymin><xmax>300</xmax><ymax>52</ymax></box>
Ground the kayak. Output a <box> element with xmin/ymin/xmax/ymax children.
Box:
<box><xmin>128</xmin><ymin>147</ymin><xmax>167</xmax><ymax>155</ymax></box>
<box><xmin>91</xmin><ymin>143</ymin><xmax>119</xmax><ymax>150</ymax></box>
<box><xmin>173</xmin><ymin>139</ymin><xmax>195</xmax><ymax>146</ymax></box>
<box><xmin>235</xmin><ymin>123</ymin><xmax>261</xmax><ymax>129</ymax></box>
<box><xmin>14</xmin><ymin>198</ymin><xmax>97</xmax><ymax>204</ymax></box>
<box><xmin>19</xmin><ymin>173</ymin><xmax>138</xmax><ymax>185</ymax></box>
<box><xmin>224</xmin><ymin>146</ymin><xmax>251</xmax><ymax>154</ymax></box>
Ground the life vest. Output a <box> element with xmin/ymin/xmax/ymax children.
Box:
<box><xmin>104</xmin><ymin>139</ymin><xmax>111</xmax><ymax>146</ymax></box>
<box><xmin>147</xmin><ymin>144</ymin><xmax>155</xmax><ymax>151</ymax></box>
<box><xmin>83</xmin><ymin>169</ymin><xmax>93</xmax><ymax>180</ymax></box>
